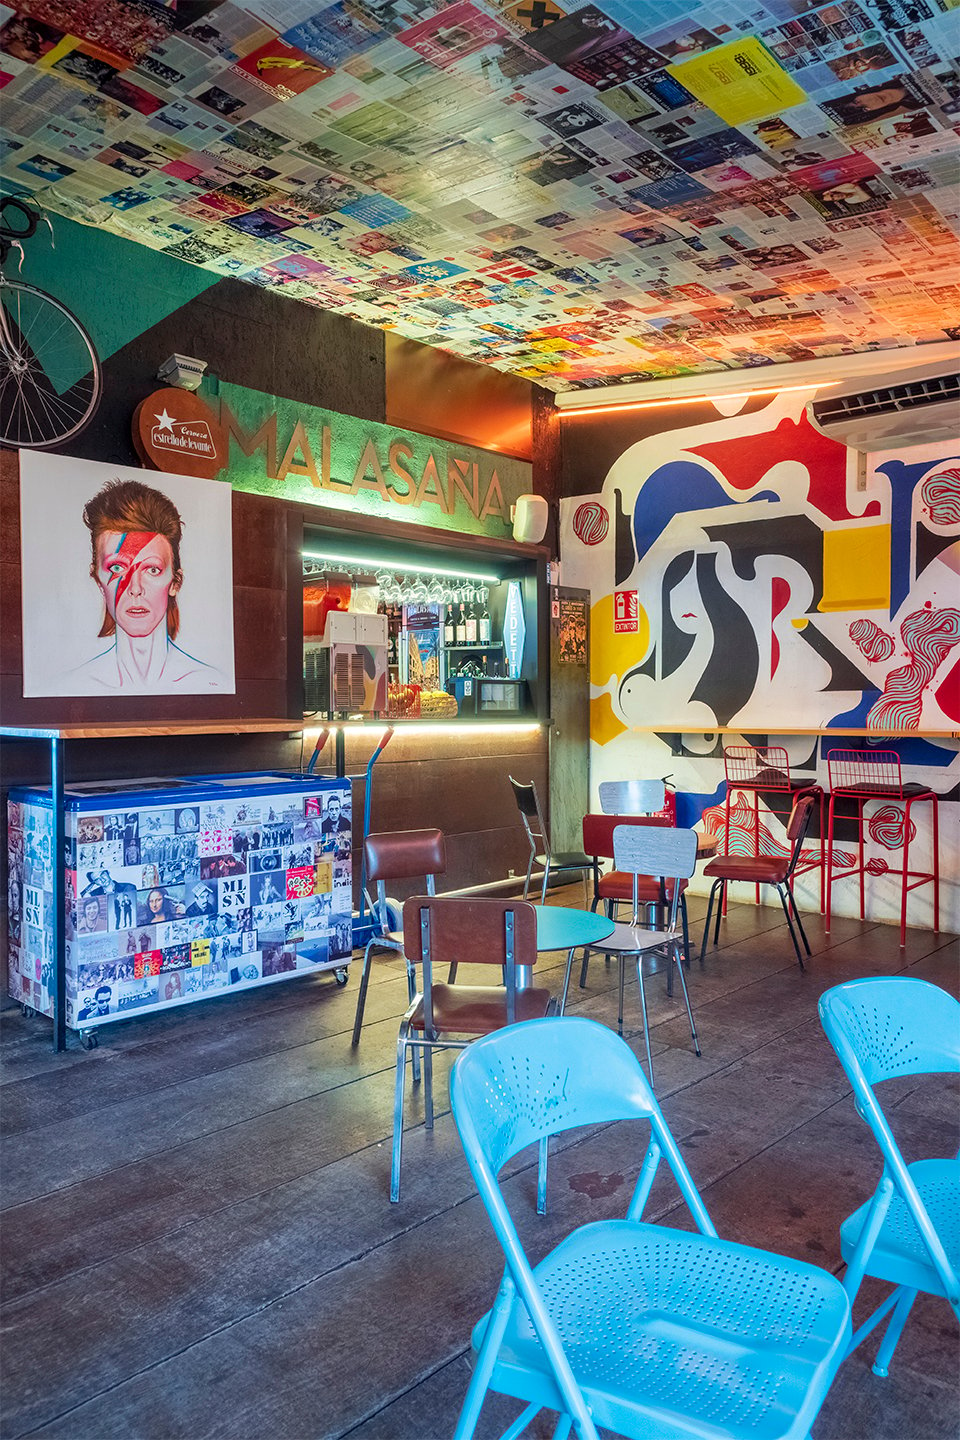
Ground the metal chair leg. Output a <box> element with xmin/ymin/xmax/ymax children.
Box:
<box><xmin>873</xmin><ymin>1286</ymin><xmax>917</xmax><ymax>1377</ymax></box>
<box><xmin>423</xmin><ymin>1041</ymin><xmax>434</xmax><ymax>1130</ymax></box>
<box><xmin>560</xmin><ymin>947</ymin><xmax>576</xmax><ymax>1013</ymax></box>
<box><xmin>932</xmin><ymin>796</ymin><xmax>940</xmax><ymax>933</ymax></box>
<box><xmin>579</xmin><ymin>945</ymin><xmax>591</xmax><ymax>989</ymax></box>
<box><xmin>540</xmin><ymin>857</ymin><xmax>551</xmax><ymax>905</ymax></box>
<box><xmin>351</xmin><ymin>936</ymin><xmax>377</xmax><ymax>1046</ymax></box>
<box><xmin>390</xmin><ymin>1027</ymin><xmax>409</xmax><ymax>1203</ymax></box>
<box><xmin>680</xmin><ymin>894</ymin><xmax>691</xmax><ymax>968</ymax></box>
<box><xmin>777</xmin><ymin>884</ymin><xmax>805</xmax><ymax>969</ymax></box>
<box><xmin>787</xmin><ymin>882</ymin><xmax>811</xmax><ymax>955</ymax></box>
<box><xmin>522</xmin><ymin>849</ymin><xmax>534</xmax><ymax>900</ymax></box>
<box><xmin>617</xmin><ymin>952</ymin><xmax>626</xmax><ymax>1036</ymax></box>
<box><xmin>537</xmin><ymin>1135</ymin><xmax>548</xmax><ymax>1216</ymax></box>
<box><xmin>699</xmin><ymin>880</ymin><xmax>719</xmax><ymax>965</ymax></box>
<box><xmin>713</xmin><ymin>879</ymin><xmax>724</xmax><ymax>945</ymax></box>
<box><xmin>635</xmin><ymin>956</ymin><xmax>654</xmax><ymax>1085</ymax></box>
<box><xmin>673</xmin><ymin>940</ymin><xmax>700</xmax><ymax>1057</ymax></box>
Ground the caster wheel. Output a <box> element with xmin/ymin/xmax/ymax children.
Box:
<box><xmin>81</xmin><ymin>1031</ymin><xmax>99</xmax><ymax>1050</ymax></box>
<box><xmin>20</xmin><ymin>1003</ymin><xmax>36</xmax><ymax>1019</ymax></box>
<box><xmin>333</xmin><ymin>966</ymin><xmax>349</xmax><ymax>987</ymax></box>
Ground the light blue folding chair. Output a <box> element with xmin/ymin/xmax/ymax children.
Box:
<box><xmin>819</xmin><ymin>978</ymin><xmax>960</xmax><ymax>1377</ymax></box>
<box><xmin>450</xmin><ymin>1017</ymin><xmax>851</xmax><ymax>1440</ymax></box>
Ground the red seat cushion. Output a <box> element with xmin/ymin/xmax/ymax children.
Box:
<box><xmin>597</xmin><ymin>872</ymin><xmax>688</xmax><ymax>901</ymax></box>
<box><xmin>703</xmin><ymin>855</ymin><xmax>789</xmax><ymax>883</ymax></box>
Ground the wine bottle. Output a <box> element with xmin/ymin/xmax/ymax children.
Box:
<box><xmin>443</xmin><ymin>604</ymin><xmax>455</xmax><ymax>646</ymax></box>
<box><xmin>465</xmin><ymin>599</ymin><xmax>478</xmax><ymax>644</ymax></box>
<box><xmin>455</xmin><ymin>603</ymin><xmax>467</xmax><ymax>645</ymax></box>
<box><xmin>478</xmin><ymin>598</ymin><xmax>491</xmax><ymax>644</ymax></box>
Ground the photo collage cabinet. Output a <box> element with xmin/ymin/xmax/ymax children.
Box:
<box><xmin>7</xmin><ymin>773</ymin><xmax>353</xmax><ymax>1034</ymax></box>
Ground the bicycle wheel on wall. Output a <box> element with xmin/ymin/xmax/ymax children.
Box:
<box><xmin>0</xmin><ymin>280</ymin><xmax>102</xmax><ymax>449</ymax></box>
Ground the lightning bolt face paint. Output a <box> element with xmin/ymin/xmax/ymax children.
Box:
<box><xmin>94</xmin><ymin>530</ymin><xmax>179</xmax><ymax>639</ymax></box>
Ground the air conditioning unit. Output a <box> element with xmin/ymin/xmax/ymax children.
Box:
<box><xmin>807</xmin><ymin>355</ymin><xmax>960</xmax><ymax>452</ymax></box>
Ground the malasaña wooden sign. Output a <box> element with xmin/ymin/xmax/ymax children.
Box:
<box><xmin>134</xmin><ymin>380</ymin><xmax>531</xmax><ymax>539</ymax></box>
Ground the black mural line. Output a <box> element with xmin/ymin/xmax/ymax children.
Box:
<box><xmin>690</xmin><ymin>552</ymin><xmax>759</xmax><ymax>727</ymax></box>
<box><xmin>704</xmin><ymin>514</ymin><xmax>825</xmax><ymax>611</ymax></box>
<box><xmin>798</xmin><ymin>622</ymin><xmax>876</xmax><ymax>693</ymax></box>
<box><xmin>660</xmin><ymin>551</ymin><xmax>696</xmax><ymax>680</ymax></box>
<box><xmin>613</xmin><ymin>487</ymin><xmax>635</xmax><ymax>588</ymax></box>
<box><xmin>915</xmin><ymin>524</ymin><xmax>958</xmax><ymax>580</ymax></box>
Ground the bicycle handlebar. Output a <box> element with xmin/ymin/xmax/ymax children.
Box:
<box><xmin>0</xmin><ymin>196</ymin><xmax>39</xmax><ymax>241</ymax></box>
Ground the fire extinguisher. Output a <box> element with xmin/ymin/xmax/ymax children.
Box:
<box><xmin>653</xmin><ymin>774</ymin><xmax>677</xmax><ymax>825</ymax></box>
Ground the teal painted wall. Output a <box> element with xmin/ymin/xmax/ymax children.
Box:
<box><xmin>15</xmin><ymin>214</ymin><xmax>220</xmax><ymax>368</ymax></box>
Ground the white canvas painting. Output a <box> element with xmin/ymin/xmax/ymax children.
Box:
<box><xmin>20</xmin><ymin>452</ymin><xmax>235</xmax><ymax>697</ymax></box>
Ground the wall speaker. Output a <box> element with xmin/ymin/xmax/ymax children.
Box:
<box><xmin>512</xmin><ymin>493</ymin><xmax>549</xmax><ymax>545</ymax></box>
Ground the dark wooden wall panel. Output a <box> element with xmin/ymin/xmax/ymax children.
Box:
<box><xmin>0</xmin><ymin>258</ymin><xmax>557</xmax><ymax>998</ymax></box>
<box><xmin>0</xmin><ymin>458</ymin><xmax>290</xmax><ymax>726</ymax></box>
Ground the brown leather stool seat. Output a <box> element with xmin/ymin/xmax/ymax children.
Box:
<box><xmin>598</xmin><ymin>872</ymin><xmax>688</xmax><ymax>903</ymax></box>
<box><xmin>408</xmin><ymin>983</ymin><xmax>552</xmax><ymax>1034</ymax></box>
<box><xmin>702</xmin><ymin>855</ymin><xmax>788</xmax><ymax>884</ymax></box>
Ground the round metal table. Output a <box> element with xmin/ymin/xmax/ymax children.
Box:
<box><xmin>528</xmin><ymin>905</ymin><xmax>615</xmax><ymax>1003</ymax></box>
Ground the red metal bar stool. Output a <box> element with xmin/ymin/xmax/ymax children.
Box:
<box><xmin>722</xmin><ymin>745</ymin><xmax>825</xmax><ymax>912</ymax></box>
<box><xmin>825</xmin><ymin>749</ymin><xmax>939</xmax><ymax>947</ymax></box>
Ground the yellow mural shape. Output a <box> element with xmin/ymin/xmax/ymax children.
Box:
<box><xmin>590</xmin><ymin>593</ymin><xmax>650</xmax><ymax>687</ymax></box>
<box><xmin>820</xmin><ymin>526</ymin><xmax>891</xmax><ymax>612</ymax></box>
<box><xmin>668</xmin><ymin>38</ymin><xmax>808</xmax><ymax>124</ymax></box>
<box><xmin>591</xmin><ymin>691</ymin><xmax>627</xmax><ymax>746</ymax></box>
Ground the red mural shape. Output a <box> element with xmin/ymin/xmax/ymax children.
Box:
<box><xmin>572</xmin><ymin>501</ymin><xmax>609</xmax><ymax>545</ymax></box>
<box><xmin>936</xmin><ymin>654</ymin><xmax>960</xmax><ymax>723</ymax></box>
<box><xmin>868</xmin><ymin>804</ymin><xmax>916</xmax><ymax>849</ymax></box>
<box><xmin>867</xmin><ymin>606</ymin><xmax>960</xmax><ymax>729</ymax></box>
<box><xmin>689</xmin><ymin>412</ymin><xmax>881</xmax><ymax>522</ymax></box>
<box><xmin>921</xmin><ymin>468</ymin><xmax>960</xmax><ymax>525</ymax></box>
<box><xmin>849</xmin><ymin>617</ymin><xmax>895</xmax><ymax>662</ymax></box>
<box><xmin>771</xmin><ymin>575</ymin><xmax>791</xmax><ymax>678</ymax></box>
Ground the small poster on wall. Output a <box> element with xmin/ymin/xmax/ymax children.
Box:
<box><xmin>20</xmin><ymin>452</ymin><xmax>235</xmax><ymax>697</ymax></box>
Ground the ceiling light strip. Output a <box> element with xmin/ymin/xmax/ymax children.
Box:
<box><xmin>559</xmin><ymin>381</ymin><xmax>821</xmax><ymax>417</ymax></box>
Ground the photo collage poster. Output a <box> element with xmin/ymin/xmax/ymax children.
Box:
<box><xmin>0</xmin><ymin>0</ymin><xmax>957</xmax><ymax>390</ymax></box>
<box><xmin>6</xmin><ymin>779</ymin><xmax>353</xmax><ymax>1028</ymax></box>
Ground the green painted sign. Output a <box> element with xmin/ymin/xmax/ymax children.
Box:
<box><xmin>210</xmin><ymin>379</ymin><xmax>531</xmax><ymax>539</ymax></box>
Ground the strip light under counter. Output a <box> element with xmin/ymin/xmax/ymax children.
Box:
<box><xmin>304</xmin><ymin>721</ymin><xmax>543</xmax><ymax>738</ymax></box>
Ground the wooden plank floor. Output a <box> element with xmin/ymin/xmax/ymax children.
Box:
<box><xmin>1</xmin><ymin>891</ymin><xmax>957</xmax><ymax>1440</ymax></box>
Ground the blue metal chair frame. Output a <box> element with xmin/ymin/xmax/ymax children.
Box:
<box><xmin>819</xmin><ymin>978</ymin><xmax>960</xmax><ymax>1377</ymax></box>
<box><xmin>450</xmin><ymin>1017</ymin><xmax>852</xmax><ymax>1440</ymax></box>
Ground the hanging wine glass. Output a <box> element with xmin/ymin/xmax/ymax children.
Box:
<box><xmin>427</xmin><ymin>576</ymin><xmax>444</xmax><ymax>608</ymax></box>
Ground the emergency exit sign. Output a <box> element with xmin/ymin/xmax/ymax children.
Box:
<box><xmin>614</xmin><ymin>590</ymin><xmax>639</xmax><ymax>634</ymax></box>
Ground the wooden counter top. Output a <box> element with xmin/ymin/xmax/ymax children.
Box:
<box><xmin>0</xmin><ymin>719</ymin><xmax>303</xmax><ymax>741</ymax></box>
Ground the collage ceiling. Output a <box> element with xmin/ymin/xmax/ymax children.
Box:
<box><xmin>1</xmin><ymin>0</ymin><xmax>959</xmax><ymax>391</ymax></box>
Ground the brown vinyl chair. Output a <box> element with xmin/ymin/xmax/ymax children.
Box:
<box><xmin>391</xmin><ymin>895</ymin><xmax>555</xmax><ymax>1203</ymax></box>
<box><xmin>509</xmin><ymin>775</ymin><xmax>593</xmax><ymax>904</ymax></box>
<box><xmin>351</xmin><ymin>828</ymin><xmax>446</xmax><ymax>1049</ymax></box>
<box><xmin>699</xmin><ymin>791</ymin><xmax>817</xmax><ymax>969</ymax></box>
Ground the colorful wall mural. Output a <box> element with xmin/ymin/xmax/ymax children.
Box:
<box><xmin>559</xmin><ymin>392</ymin><xmax>960</xmax><ymax>931</ymax></box>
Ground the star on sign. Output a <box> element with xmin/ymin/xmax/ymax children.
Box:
<box><xmin>154</xmin><ymin>409</ymin><xmax>176</xmax><ymax>432</ymax></box>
